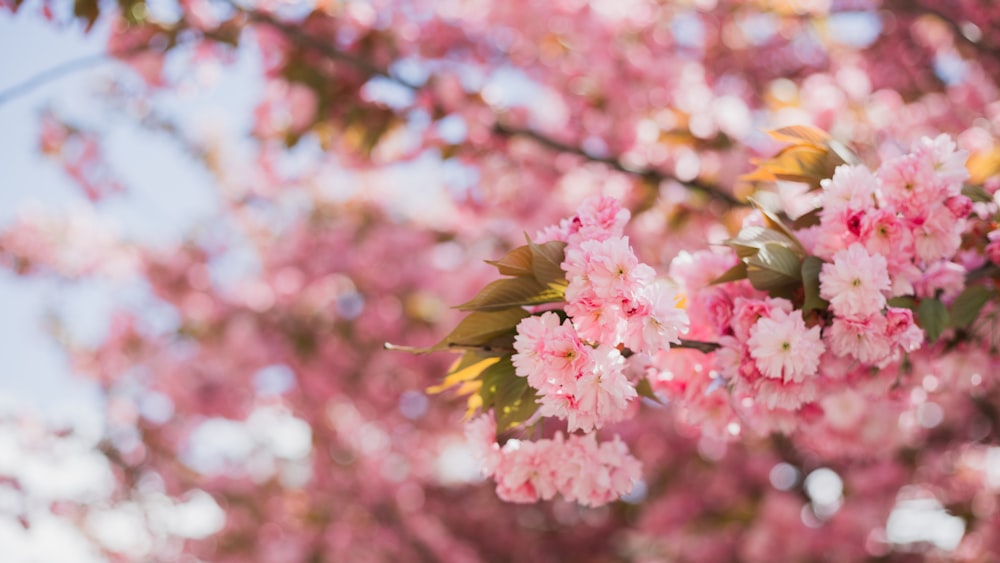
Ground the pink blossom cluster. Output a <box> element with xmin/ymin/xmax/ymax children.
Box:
<box><xmin>808</xmin><ymin>135</ymin><xmax>971</xmax><ymax>297</ymax></box>
<box><xmin>466</xmin><ymin>414</ymin><xmax>641</xmax><ymax>507</ymax></box>
<box><xmin>513</xmin><ymin>313</ymin><xmax>635</xmax><ymax>433</ymax></box>
<box><xmin>518</xmin><ymin>197</ymin><xmax>688</xmax><ymax>430</ymax></box>
<box><xmin>465</xmin><ymin>197</ymin><xmax>690</xmax><ymax>506</ymax></box>
<box><xmin>715</xmin><ymin>297</ymin><xmax>824</xmax><ymax>411</ymax></box>
<box><xmin>805</xmin><ymin>136</ymin><xmax>969</xmax><ymax>366</ymax></box>
<box><xmin>659</xmin><ymin>136</ymin><xmax>975</xmax><ymax>434</ymax></box>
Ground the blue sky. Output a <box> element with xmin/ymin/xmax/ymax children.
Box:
<box><xmin>0</xmin><ymin>8</ymin><xmax>261</xmax><ymax>423</ymax></box>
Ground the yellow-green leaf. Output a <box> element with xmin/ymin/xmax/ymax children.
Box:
<box><xmin>427</xmin><ymin>354</ymin><xmax>500</xmax><ymax>395</ymax></box>
<box><xmin>456</xmin><ymin>277</ymin><xmax>564</xmax><ymax>312</ymax></box>
<box><xmin>768</xmin><ymin>125</ymin><xmax>831</xmax><ymax>148</ymax></box>
<box><xmin>432</xmin><ymin>309</ymin><xmax>529</xmax><ymax>352</ymax></box>
<box><xmin>487</xmin><ymin>357</ymin><xmax>539</xmax><ymax>431</ymax></box>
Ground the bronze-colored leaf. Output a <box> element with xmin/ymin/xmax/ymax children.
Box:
<box><xmin>485</xmin><ymin>245</ymin><xmax>534</xmax><ymax>277</ymax></box>
<box><xmin>767</xmin><ymin>125</ymin><xmax>831</xmax><ymax>148</ymax></box>
<box><xmin>432</xmin><ymin>309</ymin><xmax>529</xmax><ymax>352</ymax></box>
<box><xmin>528</xmin><ymin>239</ymin><xmax>568</xmax><ymax>288</ymax></box>
<box><xmin>745</xmin><ymin>243</ymin><xmax>802</xmax><ymax>290</ymax></box>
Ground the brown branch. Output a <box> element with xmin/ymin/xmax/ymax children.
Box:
<box><xmin>492</xmin><ymin>123</ymin><xmax>739</xmax><ymax>206</ymax></box>
<box><xmin>675</xmin><ymin>338</ymin><xmax>722</xmax><ymax>353</ymax></box>
<box><xmin>240</xmin><ymin>6</ymin><xmax>739</xmax><ymax>207</ymax></box>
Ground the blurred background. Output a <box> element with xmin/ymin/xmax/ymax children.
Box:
<box><xmin>2</xmin><ymin>1</ymin><xmax>1000</xmax><ymax>561</ymax></box>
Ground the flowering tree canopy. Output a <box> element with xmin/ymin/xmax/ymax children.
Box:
<box><xmin>3</xmin><ymin>0</ymin><xmax>1000</xmax><ymax>561</ymax></box>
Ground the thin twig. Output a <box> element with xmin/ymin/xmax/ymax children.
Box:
<box><xmin>492</xmin><ymin>123</ymin><xmax>739</xmax><ymax>205</ymax></box>
<box><xmin>0</xmin><ymin>41</ymin><xmax>172</xmax><ymax>107</ymax></box>
<box><xmin>243</xmin><ymin>6</ymin><xmax>738</xmax><ymax>206</ymax></box>
<box><xmin>0</xmin><ymin>53</ymin><xmax>111</xmax><ymax>106</ymax></box>
<box><xmin>675</xmin><ymin>338</ymin><xmax>722</xmax><ymax>353</ymax></box>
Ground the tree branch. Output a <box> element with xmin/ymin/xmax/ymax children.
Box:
<box><xmin>242</xmin><ymin>7</ymin><xmax>739</xmax><ymax>206</ymax></box>
<box><xmin>675</xmin><ymin>338</ymin><xmax>722</xmax><ymax>353</ymax></box>
<box><xmin>0</xmin><ymin>52</ymin><xmax>113</xmax><ymax>106</ymax></box>
<box><xmin>492</xmin><ymin>123</ymin><xmax>739</xmax><ymax>206</ymax></box>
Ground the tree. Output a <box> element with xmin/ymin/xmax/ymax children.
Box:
<box><xmin>2</xmin><ymin>0</ymin><xmax>1000</xmax><ymax>560</ymax></box>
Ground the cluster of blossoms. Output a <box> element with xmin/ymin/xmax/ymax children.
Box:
<box><xmin>466</xmin><ymin>414</ymin><xmax>641</xmax><ymax>506</ymax></box>
<box><xmin>467</xmin><ymin>196</ymin><xmax>690</xmax><ymax>504</ymax></box>
<box><xmin>810</xmin><ymin>136</ymin><xmax>970</xmax><ymax>365</ymax></box>
<box><xmin>525</xmin><ymin>196</ymin><xmax>690</xmax><ymax>431</ymax></box>
<box><xmin>669</xmin><ymin>135</ymin><xmax>976</xmax><ymax>434</ymax></box>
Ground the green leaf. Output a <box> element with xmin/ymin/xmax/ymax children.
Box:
<box><xmin>711</xmin><ymin>261</ymin><xmax>748</xmax><ymax>285</ymax></box>
<box><xmin>800</xmin><ymin>256</ymin><xmax>829</xmax><ymax>312</ymax></box>
<box><xmin>427</xmin><ymin>354</ymin><xmax>500</xmax><ymax>395</ymax></box>
<box><xmin>477</xmin><ymin>356</ymin><xmax>515</xmax><ymax>408</ymax></box>
<box><xmin>887</xmin><ymin>296</ymin><xmax>918</xmax><ymax>310</ymax></box>
<box><xmin>430</xmin><ymin>309</ymin><xmax>529</xmax><ymax>352</ymax></box>
<box><xmin>493</xmin><ymin>362</ymin><xmax>539</xmax><ymax>432</ymax></box>
<box><xmin>485</xmin><ymin>245</ymin><xmax>534</xmax><ymax>277</ymax></box>
<box><xmin>456</xmin><ymin>277</ymin><xmax>564</xmax><ymax>312</ymax></box>
<box><xmin>917</xmin><ymin>298</ymin><xmax>949</xmax><ymax>343</ymax></box>
<box><xmin>635</xmin><ymin>377</ymin><xmax>663</xmax><ymax>404</ymax></box>
<box><xmin>528</xmin><ymin>239</ymin><xmax>568</xmax><ymax>288</ymax></box>
<box><xmin>745</xmin><ymin>243</ymin><xmax>802</xmax><ymax>290</ymax></box>
<box><xmin>950</xmin><ymin>285</ymin><xmax>994</xmax><ymax>329</ymax></box>
<box><xmin>962</xmin><ymin>184</ymin><xmax>993</xmax><ymax>204</ymax></box>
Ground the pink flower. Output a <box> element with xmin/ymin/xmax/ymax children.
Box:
<box><xmin>860</xmin><ymin>208</ymin><xmax>912</xmax><ymax>258</ymax></box>
<box><xmin>565</xmin><ymin>346</ymin><xmax>636</xmax><ymax>432</ymax></box>
<box><xmin>564</xmin><ymin>236</ymin><xmax>654</xmax><ymax>303</ymax></box>
<box><xmin>912</xmin><ymin>205</ymin><xmax>964</xmax><ymax>263</ymax></box>
<box><xmin>512</xmin><ymin>312</ymin><xmax>590</xmax><ymax>394</ymax></box>
<box><xmin>820</xmin><ymin>164</ymin><xmax>877</xmax><ymax>213</ymax></box>
<box><xmin>747</xmin><ymin>309</ymin><xmax>823</xmax><ymax>383</ymax></box>
<box><xmin>730</xmin><ymin>297</ymin><xmax>793</xmax><ymax>341</ymax></box>
<box><xmin>885</xmin><ymin>307</ymin><xmax>923</xmax><ymax>353</ymax></box>
<box><xmin>490</xmin><ymin>432</ymin><xmax>641</xmax><ymax>507</ymax></box>
<box><xmin>465</xmin><ymin>414</ymin><xmax>501</xmax><ymax>476</ymax></box>
<box><xmin>876</xmin><ymin>152</ymin><xmax>942</xmax><ymax>218</ymax></box>
<box><xmin>557</xmin><ymin>433</ymin><xmax>641</xmax><ymax>507</ymax></box>
<box><xmin>910</xmin><ymin>134</ymin><xmax>969</xmax><ymax>191</ymax></box>
<box><xmin>535</xmin><ymin>196</ymin><xmax>630</xmax><ymax>245</ymax></box>
<box><xmin>621</xmin><ymin>281</ymin><xmax>690</xmax><ymax>354</ymax></box>
<box><xmin>820</xmin><ymin>243</ymin><xmax>890</xmax><ymax>317</ymax></box>
<box><xmin>914</xmin><ymin>260</ymin><xmax>966</xmax><ymax>301</ymax></box>
<box><xmin>565</xmin><ymin>289</ymin><xmax>625</xmax><ymax>344</ymax></box>
<box><xmin>825</xmin><ymin>314</ymin><xmax>891</xmax><ymax>365</ymax></box>
<box><xmin>987</xmin><ymin>230</ymin><xmax>1000</xmax><ymax>265</ymax></box>
<box><xmin>494</xmin><ymin>439</ymin><xmax>558</xmax><ymax>503</ymax></box>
